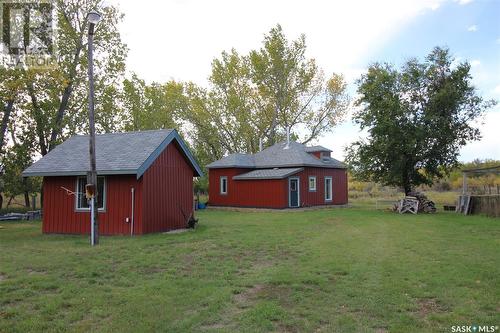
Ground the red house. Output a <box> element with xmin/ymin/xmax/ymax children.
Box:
<box><xmin>207</xmin><ymin>140</ymin><xmax>347</xmax><ymax>208</ymax></box>
<box><xmin>22</xmin><ymin>129</ymin><xmax>203</xmax><ymax>235</ymax></box>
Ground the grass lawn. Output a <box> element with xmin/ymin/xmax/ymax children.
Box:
<box><xmin>0</xmin><ymin>208</ymin><xmax>499</xmax><ymax>332</ymax></box>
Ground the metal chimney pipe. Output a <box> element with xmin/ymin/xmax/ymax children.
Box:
<box><xmin>259</xmin><ymin>138</ymin><xmax>263</xmax><ymax>151</ymax></box>
<box><xmin>285</xmin><ymin>127</ymin><xmax>290</xmax><ymax>149</ymax></box>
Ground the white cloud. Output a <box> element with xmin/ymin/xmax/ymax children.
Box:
<box><xmin>103</xmin><ymin>0</ymin><xmax>497</xmax><ymax>162</ymax></box>
<box><xmin>493</xmin><ymin>86</ymin><xmax>500</xmax><ymax>95</ymax></box>
<box><xmin>460</xmin><ymin>110</ymin><xmax>500</xmax><ymax>161</ymax></box>
<box><xmin>430</xmin><ymin>2</ymin><xmax>441</xmax><ymax>10</ymax></box>
<box><xmin>108</xmin><ymin>0</ymin><xmax>448</xmax><ymax>84</ymax></box>
<box><xmin>471</xmin><ymin>59</ymin><xmax>481</xmax><ymax>67</ymax></box>
<box><xmin>467</xmin><ymin>25</ymin><xmax>478</xmax><ymax>32</ymax></box>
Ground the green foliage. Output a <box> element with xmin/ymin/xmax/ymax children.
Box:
<box><xmin>183</xmin><ymin>25</ymin><xmax>349</xmax><ymax>167</ymax></box>
<box><xmin>194</xmin><ymin>175</ymin><xmax>209</xmax><ymax>195</ymax></box>
<box><xmin>249</xmin><ymin>25</ymin><xmax>348</xmax><ymax>145</ymax></box>
<box><xmin>0</xmin><ymin>0</ymin><xmax>126</xmax><ymax>206</ymax></box>
<box><xmin>121</xmin><ymin>74</ymin><xmax>184</xmax><ymax>132</ymax></box>
<box><xmin>1</xmin><ymin>142</ymin><xmax>41</xmax><ymax>204</ymax></box>
<box><xmin>346</xmin><ymin>47</ymin><xmax>496</xmax><ymax>194</ymax></box>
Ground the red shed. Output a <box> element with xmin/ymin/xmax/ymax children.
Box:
<box><xmin>207</xmin><ymin>141</ymin><xmax>348</xmax><ymax>209</ymax></box>
<box><xmin>22</xmin><ymin>129</ymin><xmax>203</xmax><ymax>235</ymax></box>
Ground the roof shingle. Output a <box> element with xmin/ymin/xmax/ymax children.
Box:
<box><xmin>207</xmin><ymin>141</ymin><xmax>345</xmax><ymax>169</ymax></box>
<box><xmin>22</xmin><ymin>129</ymin><xmax>203</xmax><ymax>178</ymax></box>
<box><xmin>232</xmin><ymin>168</ymin><xmax>304</xmax><ymax>180</ymax></box>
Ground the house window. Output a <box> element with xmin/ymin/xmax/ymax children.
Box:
<box><xmin>76</xmin><ymin>176</ymin><xmax>105</xmax><ymax>210</ymax></box>
<box><xmin>325</xmin><ymin>177</ymin><xmax>332</xmax><ymax>201</ymax></box>
<box><xmin>220</xmin><ymin>176</ymin><xmax>228</xmax><ymax>195</ymax></box>
<box><xmin>309</xmin><ymin>176</ymin><xmax>317</xmax><ymax>191</ymax></box>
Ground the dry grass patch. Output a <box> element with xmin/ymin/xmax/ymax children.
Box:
<box><xmin>416</xmin><ymin>297</ymin><xmax>446</xmax><ymax>318</ymax></box>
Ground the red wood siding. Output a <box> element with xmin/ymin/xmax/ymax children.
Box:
<box><xmin>295</xmin><ymin>168</ymin><xmax>348</xmax><ymax>206</ymax></box>
<box><xmin>309</xmin><ymin>152</ymin><xmax>331</xmax><ymax>159</ymax></box>
<box><xmin>142</xmin><ymin>141</ymin><xmax>195</xmax><ymax>233</ymax></box>
<box><xmin>209</xmin><ymin>168</ymin><xmax>288</xmax><ymax>208</ymax></box>
<box><xmin>42</xmin><ymin>175</ymin><xmax>142</xmax><ymax>235</ymax></box>
<box><xmin>310</xmin><ymin>152</ymin><xmax>321</xmax><ymax>159</ymax></box>
<box><xmin>208</xmin><ymin>167</ymin><xmax>347</xmax><ymax>208</ymax></box>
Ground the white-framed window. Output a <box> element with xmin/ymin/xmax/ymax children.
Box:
<box><xmin>325</xmin><ymin>176</ymin><xmax>332</xmax><ymax>201</ymax></box>
<box><xmin>220</xmin><ymin>176</ymin><xmax>228</xmax><ymax>195</ymax></box>
<box><xmin>308</xmin><ymin>176</ymin><xmax>317</xmax><ymax>192</ymax></box>
<box><xmin>76</xmin><ymin>176</ymin><xmax>106</xmax><ymax>210</ymax></box>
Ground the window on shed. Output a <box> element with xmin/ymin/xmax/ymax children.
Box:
<box><xmin>325</xmin><ymin>177</ymin><xmax>332</xmax><ymax>201</ymax></box>
<box><xmin>76</xmin><ymin>176</ymin><xmax>105</xmax><ymax>210</ymax></box>
<box><xmin>309</xmin><ymin>176</ymin><xmax>317</xmax><ymax>191</ymax></box>
<box><xmin>220</xmin><ymin>176</ymin><xmax>228</xmax><ymax>194</ymax></box>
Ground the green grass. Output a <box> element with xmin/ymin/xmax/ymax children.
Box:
<box><xmin>0</xmin><ymin>208</ymin><xmax>499</xmax><ymax>332</ymax></box>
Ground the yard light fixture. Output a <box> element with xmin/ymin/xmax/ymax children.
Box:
<box><xmin>86</xmin><ymin>9</ymin><xmax>101</xmax><ymax>246</ymax></box>
<box><xmin>87</xmin><ymin>10</ymin><xmax>102</xmax><ymax>25</ymax></box>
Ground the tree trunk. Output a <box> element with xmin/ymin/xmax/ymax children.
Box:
<box><xmin>22</xmin><ymin>178</ymin><xmax>30</xmax><ymax>207</ymax></box>
<box><xmin>404</xmin><ymin>183</ymin><xmax>412</xmax><ymax>196</ymax></box>
<box><xmin>268</xmin><ymin>105</ymin><xmax>279</xmax><ymax>145</ymax></box>
<box><xmin>24</xmin><ymin>191</ymin><xmax>30</xmax><ymax>207</ymax></box>
<box><xmin>0</xmin><ymin>98</ymin><xmax>15</xmax><ymax>153</ymax></box>
<box><xmin>0</xmin><ymin>194</ymin><xmax>3</xmax><ymax>209</ymax></box>
<box><xmin>27</xmin><ymin>82</ymin><xmax>48</xmax><ymax>156</ymax></box>
<box><xmin>7</xmin><ymin>196</ymin><xmax>14</xmax><ymax>207</ymax></box>
<box><xmin>48</xmin><ymin>43</ymin><xmax>83</xmax><ymax>152</ymax></box>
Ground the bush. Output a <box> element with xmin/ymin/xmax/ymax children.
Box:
<box><xmin>0</xmin><ymin>207</ymin><xmax>31</xmax><ymax>215</ymax></box>
<box><xmin>433</xmin><ymin>181</ymin><xmax>452</xmax><ymax>192</ymax></box>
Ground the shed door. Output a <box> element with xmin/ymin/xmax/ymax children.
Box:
<box><xmin>289</xmin><ymin>178</ymin><xmax>299</xmax><ymax>208</ymax></box>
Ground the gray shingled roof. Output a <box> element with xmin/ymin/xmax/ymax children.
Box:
<box><xmin>22</xmin><ymin>129</ymin><xmax>203</xmax><ymax>178</ymax></box>
<box><xmin>233</xmin><ymin>168</ymin><xmax>303</xmax><ymax>180</ymax></box>
<box><xmin>207</xmin><ymin>141</ymin><xmax>345</xmax><ymax>169</ymax></box>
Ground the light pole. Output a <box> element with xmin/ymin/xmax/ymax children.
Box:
<box><xmin>86</xmin><ymin>10</ymin><xmax>101</xmax><ymax>246</ymax></box>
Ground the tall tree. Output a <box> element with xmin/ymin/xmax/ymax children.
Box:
<box><xmin>0</xmin><ymin>68</ymin><xmax>24</xmax><ymax>154</ymax></box>
<box><xmin>345</xmin><ymin>47</ymin><xmax>497</xmax><ymax>194</ymax></box>
<box><xmin>180</xmin><ymin>50</ymin><xmax>262</xmax><ymax>163</ymax></box>
<box><xmin>2</xmin><ymin>134</ymin><xmax>41</xmax><ymax>208</ymax></box>
<box><xmin>250</xmin><ymin>25</ymin><xmax>348</xmax><ymax>145</ymax></box>
<box><xmin>182</xmin><ymin>25</ymin><xmax>349</xmax><ymax>166</ymax></box>
<box><xmin>121</xmin><ymin>74</ymin><xmax>184</xmax><ymax>131</ymax></box>
<box><xmin>25</xmin><ymin>0</ymin><xmax>127</xmax><ymax>154</ymax></box>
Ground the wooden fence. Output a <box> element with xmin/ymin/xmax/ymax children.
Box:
<box><xmin>458</xmin><ymin>194</ymin><xmax>500</xmax><ymax>218</ymax></box>
<box><xmin>469</xmin><ymin>195</ymin><xmax>500</xmax><ymax>218</ymax></box>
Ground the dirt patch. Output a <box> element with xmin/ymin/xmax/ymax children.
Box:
<box><xmin>374</xmin><ymin>327</ymin><xmax>388</xmax><ymax>333</ymax></box>
<box><xmin>416</xmin><ymin>297</ymin><xmax>445</xmax><ymax>317</ymax></box>
<box><xmin>253</xmin><ymin>258</ymin><xmax>274</xmax><ymax>270</ymax></box>
<box><xmin>199</xmin><ymin>322</ymin><xmax>226</xmax><ymax>330</ymax></box>
<box><xmin>233</xmin><ymin>283</ymin><xmax>294</xmax><ymax>309</ymax></box>
<box><xmin>236</xmin><ymin>255</ymin><xmax>277</xmax><ymax>276</ymax></box>
<box><xmin>277</xmin><ymin>323</ymin><xmax>299</xmax><ymax>333</ymax></box>
<box><xmin>0</xmin><ymin>273</ymin><xmax>6</xmax><ymax>282</ymax></box>
<box><xmin>142</xmin><ymin>266</ymin><xmax>166</xmax><ymax>274</ymax></box>
<box><xmin>27</xmin><ymin>268</ymin><xmax>47</xmax><ymax>275</ymax></box>
<box><xmin>233</xmin><ymin>284</ymin><xmax>265</xmax><ymax>306</ymax></box>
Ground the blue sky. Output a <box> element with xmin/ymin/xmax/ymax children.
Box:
<box><xmin>319</xmin><ymin>0</ymin><xmax>500</xmax><ymax>162</ymax></box>
<box><xmin>114</xmin><ymin>0</ymin><xmax>499</xmax><ymax>162</ymax></box>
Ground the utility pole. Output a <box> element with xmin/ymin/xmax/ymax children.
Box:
<box><xmin>86</xmin><ymin>10</ymin><xmax>101</xmax><ymax>246</ymax></box>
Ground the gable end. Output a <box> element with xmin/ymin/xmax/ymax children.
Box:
<box><xmin>136</xmin><ymin>130</ymin><xmax>203</xmax><ymax>178</ymax></box>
